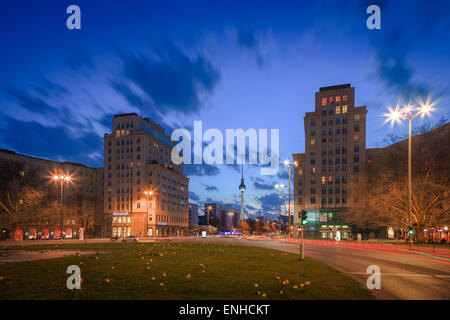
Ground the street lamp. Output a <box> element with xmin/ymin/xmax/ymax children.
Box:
<box><xmin>144</xmin><ymin>189</ymin><xmax>154</xmax><ymax>237</ymax></box>
<box><xmin>52</xmin><ymin>173</ymin><xmax>72</xmax><ymax>238</ymax></box>
<box><xmin>383</xmin><ymin>98</ymin><xmax>435</xmax><ymax>246</ymax></box>
<box><xmin>228</xmin><ymin>212</ymin><xmax>234</xmax><ymax>229</ymax></box>
<box><xmin>282</xmin><ymin>159</ymin><xmax>298</xmax><ymax>235</ymax></box>
<box><xmin>275</xmin><ymin>184</ymin><xmax>286</xmax><ymax>233</ymax></box>
<box><xmin>206</xmin><ymin>205</ymin><xmax>212</xmax><ymax>226</ymax></box>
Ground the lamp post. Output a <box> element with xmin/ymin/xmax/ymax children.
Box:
<box><xmin>228</xmin><ymin>212</ymin><xmax>234</xmax><ymax>230</ymax></box>
<box><xmin>206</xmin><ymin>205</ymin><xmax>212</xmax><ymax>226</ymax></box>
<box><xmin>53</xmin><ymin>173</ymin><xmax>71</xmax><ymax>239</ymax></box>
<box><xmin>282</xmin><ymin>160</ymin><xmax>298</xmax><ymax>236</ymax></box>
<box><xmin>275</xmin><ymin>184</ymin><xmax>286</xmax><ymax>234</ymax></box>
<box><xmin>383</xmin><ymin>98</ymin><xmax>435</xmax><ymax>248</ymax></box>
<box><xmin>144</xmin><ymin>190</ymin><xmax>154</xmax><ymax>237</ymax></box>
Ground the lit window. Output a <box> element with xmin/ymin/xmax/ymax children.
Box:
<box><xmin>336</xmin><ymin>106</ymin><xmax>341</xmax><ymax>114</ymax></box>
<box><xmin>329</xmin><ymin>96</ymin><xmax>334</xmax><ymax>104</ymax></box>
<box><xmin>342</xmin><ymin>105</ymin><xmax>348</xmax><ymax>113</ymax></box>
<box><xmin>343</xmin><ymin>95</ymin><xmax>348</xmax><ymax>101</ymax></box>
<box><xmin>336</xmin><ymin>96</ymin><xmax>341</xmax><ymax>103</ymax></box>
<box><xmin>321</xmin><ymin>177</ymin><xmax>327</xmax><ymax>184</ymax></box>
<box><xmin>322</xmin><ymin>98</ymin><xmax>327</xmax><ymax>106</ymax></box>
<box><xmin>354</xmin><ymin>134</ymin><xmax>360</xmax><ymax>140</ymax></box>
<box><xmin>311</xmin><ymin>137</ymin><xmax>316</xmax><ymax>145</ymax></box>
<box><xmin>354</xmin><ymin>114</ymin><xmax>360</xmax><ymax>121</ymax></box>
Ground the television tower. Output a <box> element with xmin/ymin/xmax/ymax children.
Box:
<box><xmin>239</xmin><ymin>165</ymin><xmax>246</xmax><ymax>221</ymax></box>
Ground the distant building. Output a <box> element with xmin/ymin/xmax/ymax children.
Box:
<box><xmin>279</xmin><ymin>215</ymin><xmax>289</xmax><ymax>225</ymax></box>
<box><xmin>198</xmin><ymin>214</ymin><xmax>206</xmax><ymax>225</ymax></box>
<box><xmin>188</xmin><ymin>203</ymin><xmax>198</xmax><ymax>227</ymax></box>
<box><xmin>204</xmin><ymin>203</ymin><xmax>240</xmax><ymax>230</ymax></box>
<box><xmin>103</xmin><ymin>113</ymin><xmax>189</xmax><ymax>238</ymax></box>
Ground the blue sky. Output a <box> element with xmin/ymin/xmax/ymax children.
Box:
<box><xmin>0</xmin><ymin>0</ymin><xmax>449</xmax><ymax>218</ymax></box>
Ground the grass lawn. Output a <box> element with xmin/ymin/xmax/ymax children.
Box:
<box><xmin>0</xmin><ymin>242</ymin><xmax>373</xmax><ymax>300</ymax></box>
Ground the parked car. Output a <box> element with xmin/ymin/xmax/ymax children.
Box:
<box><xmin>122</xmin><ymin>235</ymin><xmax>139</xmax><ymax>242</ymax></box>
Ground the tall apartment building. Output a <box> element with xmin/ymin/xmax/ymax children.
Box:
<box><xmin>0</xmin><ymin>149</ymin><xmax>104</xmax><ymax>237</ymax></box>
<box><xmin>293</xmin><ymin>84</ymin><xmax>367</xmax><ymax>239</ymax></box>
<box><xmin>103</xmin><ymin>113</ymin><xmax>189</xmax><ymax>238</ymax></box>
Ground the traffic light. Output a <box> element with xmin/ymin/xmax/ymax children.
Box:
<box><xmin>408</xmin><ymin>227</ymin><xmax>414</xmax><ymax>235</ymax></box>
<box><xmin>301</xmin><ymin>210</ymin><xmax>307</xmax><ymax>225</ymax></box>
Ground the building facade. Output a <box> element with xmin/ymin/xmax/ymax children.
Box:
<box><xmin>188</xmin><ymin>203</ymin><xmax>199</xmax><ymax>227</ymax></box>
<box><xmin>203</xmin><ymin>203</ymin><xmax>240</xmax><ymax>230</ymax></box>
<box><xmin>0</xmin><ymin>149</ymin><xmax>104</xmax><ymax>238</ymax></box>
<box><xmin>293</xmin><ymin>84</ymin><xmax>367</xmax><ymax>239</ymax></box>
<box><xmin>103</xmin><ymin>113</ymin><xmax>189</xmax><ymax>238</ymax></box>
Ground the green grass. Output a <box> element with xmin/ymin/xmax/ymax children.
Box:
<box><xmin>0</xmin><ymin>243</ymin><xmax>373</xmax><ymax>300</ymax></box>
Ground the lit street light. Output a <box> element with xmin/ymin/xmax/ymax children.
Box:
<box><xmin>52</xmin><ymin>173</ymin><xmax>72</xmax><ymax>238</ymax></box>
<box><xmin>206</xmin><ymin>205</ymin><xmax>213</xmax><ymax>226</ymax></box>
<box><xmin>383</xmin><ymin>97</ymin><xmax>436</xmax><ymax>246</ymax></box>
<box><xmin>275</xmin><ymin>184</ymin><xmax>286</xmax><ymax>233</ymax></box>
<box><xmin>144</xmin><ymin>189</ymin><xmax>154</xmax><ymax>237</ymax></box>
<box><xmin>282</xmin><ymin>159</ymin><xmax>298</xmax><ymax>236</ymax></box>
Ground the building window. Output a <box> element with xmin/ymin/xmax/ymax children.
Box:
<box><xmin>354</xmin><ymin>114</ymin><xmax>360</xmax><ymax>121</ymax></box>
<box><xmin>311</xmin><ymin>137</ymin><xmax>316</xmax><ymax>145</ymax></box>
<box><xmin>343</xmin><ymin>95</ymin><xmax>348</xmax><ymax>102</ymax></box>
<box><xmin>311</xmin><ymin>197</ymin><xmax>316</xmax><ymax>204</ymax></box>
<box><xmin>321</xmin><ymin>176</ymin><xmax>327</xmax><ymax>184</ymax></box>
<box><xmin>311</xmin><ymin>120</ymin><xmax>316</xmax><ymax>126</ymax></box>
<box><xmin>354</xmin><ymin>145</ymin><xmax>359</xmax><ymax>152</ymax></box>
<box><xmin>322</xmin><ymin>98</ymin><xmax>327</xmax><ymax>106</ymax></box>
<box><xmin>354</xmin><ymin>134</ymin><xmax>360</xmax><ymax>141</ymax></box>
<box><xmin>354</xmin><ymin>166</ymin><xmax>359</xmax><ymax>173</ymax></box>
<box><xmin>311</xmin><ymin>187</ymin><xmax>315</xmax><ymax>194</ymax></box>
<box><xmin>336</xmin><ymin>96</ymin><xmax>341</xmax><ymax>103</ymax></box>
<box><xmin>329</xmin><ymin>96</ymin><xmax>334</xmax><ymax>104</ymax></box>
<box><xmin>354</xmin><ymin>155</ymin><xmax>359</xmax><ymax>163</ymax></box>
<box><xmin>342</xmin><ymin>105</ymin><xmax>348</xmax><ymax>113</ymax></box>
<box><xmin>336</xmin><ymin>106</ymin><xmax>341</xmax><ymax>114</ymax></box>
<box><xmin>354</xmin><ymin>124</ymin><xmax>360</xmax><ymax>132</ymax></box>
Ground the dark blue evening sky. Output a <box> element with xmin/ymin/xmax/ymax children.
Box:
<box><xmin>0</xmin><ymin>0</ymin><xmax>449</xmax><ymax>217</ymax></box>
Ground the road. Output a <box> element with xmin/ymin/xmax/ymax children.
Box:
<box><xmin>176</xmin><ymin>237</ymin><xmax>450</xmax><ymax>300</ymax></box>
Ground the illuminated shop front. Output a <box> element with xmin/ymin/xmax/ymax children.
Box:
<box><xmin>319</xmin><ymin>225</ymin><xmax>351</xmax><ymax>240</ymax></box>
<box><xmin>112</xmin><ymin>212</ymin><xmax>131</xmax><ymax>238</ymax></box>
